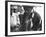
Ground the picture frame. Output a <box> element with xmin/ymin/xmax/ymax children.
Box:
<box><xmin>5</xmin><ymin>1</ymin><xmax>45</xmax><ymax>36</ymax></box>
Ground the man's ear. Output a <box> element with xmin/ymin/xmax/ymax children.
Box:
<box><xmin>39</xmin><ymin>19</ymin><xmax>42</xmax><ymax>24</ymax></box>
<box><xmin>32</xmin><ymin>13</ymin><xmax>34</xmax><ymax>18</ymax></box>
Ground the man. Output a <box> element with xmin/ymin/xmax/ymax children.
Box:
<box><xmin>10</xmin><ymin>5</ymin><xmax>25</xmax><ymax>32</ymax></box>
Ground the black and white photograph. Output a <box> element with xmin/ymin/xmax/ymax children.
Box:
<box><xmin>5</xmin><ymin>1</ymin><xmax>45</xmax><ymax>36</ymax></box>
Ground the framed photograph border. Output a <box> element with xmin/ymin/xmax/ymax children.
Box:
<box><xmin>5</xmin><ymin>1</ymin><xmax>45</xmax><ymax>36</ymax></box>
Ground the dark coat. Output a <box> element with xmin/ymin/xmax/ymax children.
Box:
<box><xmin>19</xmin><ymin>11</ymin><xmax>42</xmax><ymax>31</ymax></box>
